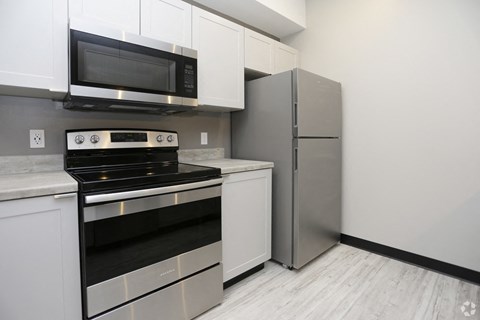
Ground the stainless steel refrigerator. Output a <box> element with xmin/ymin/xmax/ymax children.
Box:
<box><xmin>232</xmin><ymin>68</ymin><xmax>342</xmax><ymax>269</ymax></box>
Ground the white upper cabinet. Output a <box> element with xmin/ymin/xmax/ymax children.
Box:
<box><xmin>274</xmin><ymin>41</ymin><xmax>299</xmax><ymax>74</ymax></box>
<box><xmin>192</xmin><ymin>7</ymin><xmax>245</xmax><ymax>111</ymax></box>
<box><xmin>244</xmin><ymin>28</ymin><xmax>299</xmax><ymax>76</ymax></box>
<box><xmin>141</xmin><ymin>0</ymin><xmax>192</xmax><ymax>47</ymax></box>
<box><xmin>69</xmin><ymin>0</ymin><xmax>140</xmax><ymax>34</ymax></box>
<box><xmin>0</xmin><ymin>0</ymin><xmax>68</xmax><ymax>97</ymax></box>
<box><xmin>245</xmin><ymin>29</ymin><xmax>274</xmax><ymax>75</ymax></box>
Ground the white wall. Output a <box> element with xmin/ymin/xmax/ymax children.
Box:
<box><xmin>284</xmin><ymin>0</ymin><xmax>480</xmax><ymax>272</ymax></box>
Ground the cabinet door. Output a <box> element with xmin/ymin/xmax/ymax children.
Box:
<box><xmin>69</xmin><ymin>0</ymin><xmax>140</xmax><ymax>34</ymax></box>
<box><xmin>140</xmin><ymin>0</ymin><xmax>192</xmax><ymax>48</ymax></box>
<box><xmin>0</xmin><ymin>0</ymin><xmax>68</xmax><ymax>96</ymax></box>
<box><xmin>192</xmin><ymin>7</ymin><xmax>245</xmax><ymax>111</ymax></box>
<box><xmin>274</xmin><ymin>41</ymin><xmax>298</xmax><ymax>74</ymax></box>
<box><xmin>0</xmin><ymin>194</ymin><xmax>81</xmax><ymax>320</ymax></box>
<box><xmin>222</xmin><ymin>169</ymin><xmax>272</xmax><ymax>282</ymax></box>
<box><xmin>245</xmin><ymin>29</ymin><xmax>274</xmax><ymax>75</ymax></box>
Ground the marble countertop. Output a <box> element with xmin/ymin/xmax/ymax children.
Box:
<box><xmin>0</xmin><ymin>171</ymin><xmax>78</xmax><ymax>202</ymax></box>
<box><xmin>183</xmin><ymin>158</ymin><xmax>274</xmax><ymax>174</ymax></box>
<box><xmin>0</xmin><ymin>151</ymin><xmax>272</xmax><ymax>201</ymax></box>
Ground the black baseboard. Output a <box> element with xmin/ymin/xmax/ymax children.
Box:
<box><xmin>224</xmin><ymin>263</ymin><xmax>265</xmax><ymax>289</ymax></box>
<box><xmin>341</xmin><ymin>234</ymin><xmax>480</xmax><ymax>285</ymax></box>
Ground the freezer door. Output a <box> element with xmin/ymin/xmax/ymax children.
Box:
<box><xmin>293</xmin><ymin>138</ymin><xmax>341</xmax><ymax>269</ymax></box>
<box><xmin>293</xmin><ymin>69</ymin><xmax>342</xmax><ymax>138</ymax></box>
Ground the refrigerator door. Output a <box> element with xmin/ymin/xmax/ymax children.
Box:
<box><xmin>293</xmin><ymin>68</ymin><xmax>342</xmax><ymax>138</ymax></box>
<box><xmin>293</xmin><ymin>138</ymin><xmax>341</xmax><ymax>269</ymax></box>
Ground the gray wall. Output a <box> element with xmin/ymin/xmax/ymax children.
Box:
<box><xmin>0</xmin><ymin>95</ymin><xmax>231</xmax><ymax>156</ymax></box>
<box><xmin>284</xmin><ymin>0</ymin><xmax>480</xmax><ymax>272</ymax></box>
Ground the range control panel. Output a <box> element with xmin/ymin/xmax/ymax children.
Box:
<box><xmin>66</xmin><ymin>130</ymin><xmax>179</xmax><ymax>150</ymax></box>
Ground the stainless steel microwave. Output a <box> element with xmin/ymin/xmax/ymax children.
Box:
<box><xmin>64</xmin><ymin>21</ymin><xmax>197</xmax><ymax>115</ymax></box>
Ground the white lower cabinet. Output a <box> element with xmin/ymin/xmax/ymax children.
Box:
<box><xmin>222</xmin><ymin>169</ymin><xmax>272</xmax><ymax>282</ymax></box>
<box><xmin>0</xmin><ymin>193</ymin><xmax>82</xmax><ymax>320</ymax></box>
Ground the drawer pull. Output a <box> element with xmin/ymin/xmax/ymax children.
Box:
<box><xmin>54</xmin><ymin>193</ymin><xmax>77</xmax><ymax>199</ymax></box>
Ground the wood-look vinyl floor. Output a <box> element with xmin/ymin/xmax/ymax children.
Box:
<box><xmin>196</xmin><ymin>244</ymin><xmax>480</xmax><ymax>320</ymax></box>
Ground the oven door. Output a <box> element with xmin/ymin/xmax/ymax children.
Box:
<box><xmin>81</xmin><ymin>179</ymin><xmax>222</xmax><ymax>318</ymax></box>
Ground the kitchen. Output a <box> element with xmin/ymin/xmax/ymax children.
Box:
<box><xmin>1</xmin><ymin>0</ymin><xmax>480</xmax><ymax>319</ymax></box>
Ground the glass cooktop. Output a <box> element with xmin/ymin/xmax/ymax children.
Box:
<box><xmin>69</xmin><ymin>163</ymin><xmax>221</xmax><ymax>193</ymax></box>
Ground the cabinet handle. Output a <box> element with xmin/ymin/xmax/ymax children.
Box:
<box><xmin>49</xmin><ymin>87</ymin><xmax>68</xmax><ymax>92</ymax></box>
<box><xmin>54</xmin><ymin>193</ymin><xmax>77</xmax><ymax>199</ymax></box>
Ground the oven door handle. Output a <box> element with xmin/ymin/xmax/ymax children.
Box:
<box><xmin>84</xmin><ymin>177</ymin><xmax>223</xmax><ymax>204</ymax></box>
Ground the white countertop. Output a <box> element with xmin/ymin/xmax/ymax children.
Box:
<box><xmin>0</xmin><ymin>171</ymin><xmax>78</xmax><ymax>202</ymax></box>
<box><xmin>0</xmin><ymin>152</ymin><xmax>273</xmax><ymax>201</ymax></box>
<box><xmin>183</xmin><ymin>158</ymin><xmax>274</xmax><ymax>174</ymax></box>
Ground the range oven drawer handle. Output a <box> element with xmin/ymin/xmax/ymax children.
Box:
<box><xmin>85</xmin><ymin>177</ymin><xmax>224</xmax><ymax>204</ymax></box>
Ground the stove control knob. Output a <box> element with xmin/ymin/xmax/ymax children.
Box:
<box><xmin>167</xmin><ymin>135</ymin><xmax>174</xmax><ymax>142</ymax></box>
<box><xmin>90</xmin><ymin>135</ymin><xmax>100</xmax><ymax>144</ymax></box>
<box><xmin>74</xmin><ymin>135</ymin><xmax>85</xmax><ymax>144</ymax></box>
<box><xmin>156</xmin><ymin>135</ymin><xmax>164</xmax><ymax>143</ymax></box>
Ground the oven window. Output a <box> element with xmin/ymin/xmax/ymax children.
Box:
<box><xmin>83</xmin><ymin>196</ymin><xmax>221</xmax><ymax>286</ymax></box>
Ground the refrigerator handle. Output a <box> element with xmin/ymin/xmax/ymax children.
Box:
<box><xmin>293</xmin><ymin>102</ymin><xmax>298</xmax><ymax>128</ymax></box>
<box><xmin>294</xmin><ymin>147</ymin><xmax>298</xmax><ymax>171</ymax></box>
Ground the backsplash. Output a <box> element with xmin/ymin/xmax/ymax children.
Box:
<box><xmin>0</xmin><ymin>96</ymin><xmax>231</xmax><ymax>157</ymax></box>
<box><xmin>178</xmin><ymin>148</ymin><xmax>225</xmax><ymax>162</ymax></box>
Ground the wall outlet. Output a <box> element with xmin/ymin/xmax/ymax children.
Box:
<box><xmin>30</xmin><ymin>129</ymin><xmax>45</xmax><ymax>148</ymax></box>
<box><xmin>201</xmin><ymin>132</ymin><xmax>208</xmax><ymax>145</ymax></box>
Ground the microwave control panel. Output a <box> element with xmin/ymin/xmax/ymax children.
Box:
<box><xmin>183</xmin><ymin>58</ymin><xmax>197</xmax><ymax>97</ymax></box>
